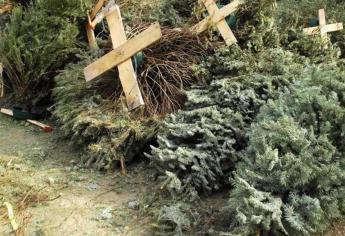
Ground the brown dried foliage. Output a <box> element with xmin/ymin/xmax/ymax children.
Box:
<box><xmin>104</xmin><ymin>26</ymin><xmax>206</xmax><ymax>116</ymax></box>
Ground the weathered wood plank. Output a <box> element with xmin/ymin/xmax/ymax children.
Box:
<box><xmin>216</xmin><ymin>20</ymin><xmax>237</xmax><ymax>45</ymax></box>
<box><xmin>324</xmin><ymin>23</ymin><xmax>344</xmax><ymax>33</ymax></box>
<box><xmin>0</xmin><ymin>108</ymin><xmax>12</xmax><ymax>116</ymax></box>
<box><xmin>303</xmin><ymin>26</ymin><xmax>319</xmax><ymax>35</ymax></box>
<box><xmin>90</xmin><ymin>0</ymin><xmax>107</xmax><ymax>19</ymax></box>
<box><xmin>203</xmin><ymin>0</ymin><xmax>237</xmax><ymax>45</ymax></box>
<box><xmin>86</xmin><ymin>14</ymin><xmax>98</xmax><ymax>48</ymax></box>
<box><xmin>84</xmin><ymin>22</ymin><xmax>162</xmax><ymax>82</ymax></box>
<box><xmin>191</xmin><ymin>0</ymin><xmax>243</xmax><ymax>35</ymax></box>
<box><xmin>27</xmin><ymin>119</ymin><xmax>54</xmax><ymax>133</ymax></box>
<box><xmin>106</xmin><ymin>5</ymin><xmax>144</xmax><ymax>110</ymax></box>
<box><xmin>319</xmin><ymin>9</ymin><xmax>326</xmax><ymax>27</ymax></box>
<box><xmin>90</xmin><ymin>4</ymin><xmax>117</xmax><ymax>29</ymax></box>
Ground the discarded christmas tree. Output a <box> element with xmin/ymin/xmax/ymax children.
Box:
<box><xmin>229</xmin><ymin>66</ymin><xmax>345</xmax><ymax>236</ymax></box>
<box><xmin>0</xmin><ymin>0</ymin><xmax>92</xmax><ymax>109</ymax></box>
<box><xmin>148</xmin><ymin>46</ymin><xmax>305</xmax><ymax>199</ymax></box>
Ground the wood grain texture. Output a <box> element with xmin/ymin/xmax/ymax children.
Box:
<box><xmin>85</xmin><ymin>24</ymin><xmax>98</xmax><ymax>48</ymax></box>
<box><xmin>106</xmin><ymin>6</ymin><xmax>144</xmax><ymax>110</ymax></box>
<box><xmin>203</xmin><ymin>0</ymin><xmax>237</xmax><ymax>45</ymax></box>
<box><xmin>84</xmin><ymin>22</ymin><xmax>162</xmax><ymax>82</ymax></box>
<box><xmin>84</xmin><ymin>6</ymin><xmax>162</xmax><ymax>110</ymax></box>
<box><xmin>319</xmin><ymin>9</ymin><xmax>326</xmax><ymax>26</ymax></box>
<box><xmin>90</xmin><ymin>0</ymin><xmax>107</xmax><ymax>19</ymax></box>
<box><xmin>191</xmin><ymin>0</ymin><xmax>243</xmax><ymax>36</ymax></box>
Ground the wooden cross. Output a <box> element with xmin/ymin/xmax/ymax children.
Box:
<box><xmin>191</xmin><ymin>0</ymin><xmax>244</xmax><ymax>46</ymax></box>
<box><xmin>303</xmin><ymin>9</ymin><xmax>343</xmax><ymax>48</ymax></box>
<box><xmin>84</xmin><ymin>1</ymin><xmax>162</xmax><ymax>110</ymax></box>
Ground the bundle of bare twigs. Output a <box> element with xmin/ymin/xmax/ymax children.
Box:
<box><xmin>105</xmin><ymin>26</ymin><xmax>206</xmax><ymax>116</ymax></box>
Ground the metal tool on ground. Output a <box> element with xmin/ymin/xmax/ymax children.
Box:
<box><xmin>0</xmin><ymin>108</ymin><xmax>54</xmax><ymax>133</ymax></box>
<box><xmin>303</xmin><ymin>9</ymin><xmax>343</xmax><ymax>49</ymax></box>
<box><xmin>191</xmin><ymin>0</ymin><xmax>244</xmax><ymax>46</ymax></box>
<box><xmin>84</xmin><ymin>1</ymin><xmax>162</xmax><ymax>110</ymax></box>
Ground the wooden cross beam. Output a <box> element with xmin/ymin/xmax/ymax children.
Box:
<box><xmin>191</xmin><ymin>0</ymin><xmax>244</xmax><ymax>46</ymax></box>
<box><xmin>303</xmin><ymin>9</ymin><xmax>343</xmax><ymax>48</ymax></box>
<box><xmin>84</xmin><ymin>3</ymin><xmax>162</xmax><ymax>110</ymax></box>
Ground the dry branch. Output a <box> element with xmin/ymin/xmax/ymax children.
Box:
<box><xmin>104</xmin><ymin>26</ymin><xmax>206</xmax><ymax>115</ymax></box>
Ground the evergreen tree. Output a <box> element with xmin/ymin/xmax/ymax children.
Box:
<box><xmin>53</xmin><ymin>52</ymin><xmax>159</xmax><ymax>170</ymax></box>
<box><xmin>147</xmin><ymin>46</ymin><xmax>305</xmax><ymax>199</ymax></box>
<box><xmin>0</xmin><ymin>0</ymin><xmax>92</xmax><ymax>108</ymax></box>
<box><xmin>229</xmin><ymin>67</ymin><xmax>345</xmax><ymax>235</ymax></box>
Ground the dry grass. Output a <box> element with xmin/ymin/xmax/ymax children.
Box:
<box><xmin>0</xmin><ymin>156</ymin><xmax>55</xmax><ymax>235</ymax></box>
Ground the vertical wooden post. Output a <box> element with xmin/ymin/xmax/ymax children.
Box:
<box><xmin>318</xmin><ymin>9</ymin><xmax>328</xmax><ymax>47</ymax></box>
<box><xmin>86</xmin><ymin>14</ymin><xmax>98</xmax><ymax>49</ymax></box>
<box><xmin>106</xmin><ymin>6</ymin><xmax>144</xmax><ymax>109</ymax></box>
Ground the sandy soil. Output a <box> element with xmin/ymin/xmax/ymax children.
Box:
<box><xmin>0</xmin><ymin>116</ymin><xmax>152</xmax><ymax>236</ymax></box>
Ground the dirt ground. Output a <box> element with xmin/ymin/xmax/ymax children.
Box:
<box><xmin>0</xmin><ymin>116</ymin><xmax>153</xmax><ymax>236</ymax></box>
<box><xmin>0</xmin><ymin>115</ymin><xmax>344</xmax><ymax>236</ymax></box>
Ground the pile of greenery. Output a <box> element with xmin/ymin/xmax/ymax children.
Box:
<box><xmin>148</xmin><ymin>46</ymin><xmax>305</xmax><ymax>199</ymax></box>
<box><xmin>229</xmin><ymin>65</ymin><xmax>345</xmax><ymax>235</ymax></box>
<box><xmin>148</xmin><ymin>0</ymin><xmax>345</xmax><ymax>235</ymax></box>
<box><xmin>53</xmin><ymin>52</ymin><xmax>159</xmax><ymax>170</ymax></box>
<box><xmin>0</xmin><ymin>0</ymin><xmax>92</xmax><ymax>109</ymax></box>
<box><xmin>52</xmin><ymin>0</ymin><xmax>205</xmax><ymax>170</ymax></box>
<box><xmin>1</xmin><ymin>0</ymin><xmax>345</xmax><ymax>235</ymax></box>
<box><xmin>119</xmin><ymin>0</ymin><xmax>197</xmax><ymax>27</ymax></box>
